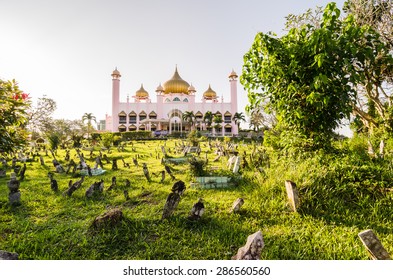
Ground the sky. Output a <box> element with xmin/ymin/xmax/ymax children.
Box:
<box><xmin>0</xmin><ymin>0</ymin><xmax>348</xmax><ymax>133</ymax></box>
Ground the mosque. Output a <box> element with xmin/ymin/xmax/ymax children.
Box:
<box><xmin>105</xmin><ymin>66</ymin><xmax>239</xmax><ymax>136</ymax></box>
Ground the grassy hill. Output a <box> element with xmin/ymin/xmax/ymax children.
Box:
<box><xmin>0</xmin><ymin>138</ymin><xmax>392</xmax><ymax>259</ymax></box>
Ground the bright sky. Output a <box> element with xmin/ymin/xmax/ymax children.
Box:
<box><xmin>1</xmin><ymin>0</ymin><xmax>347</xmax><ymax>131</ymax></box>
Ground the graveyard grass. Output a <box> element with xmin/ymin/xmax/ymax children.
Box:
<box><xmin>0</xmin><ymin>138</ymin><xmax>392</xmax><ymax>260</ymax></box>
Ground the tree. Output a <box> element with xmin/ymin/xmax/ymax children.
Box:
<box><xmin>213</xmin><ymin>114</ymin><xmax>223</xmax><ymax>135</ymax></box>
<box><xmin>203</xmin><ymin>111</ymin><xmax>213</xmax><ymax>130</ymax></box>
<box><xmin>241</xmin><ymin>2</ymin><xmax>389</xmax><ymax>148</ymax></box>
<box><xmin>232</xmin><ymin>112</ymin><xmax>246</xmax><ymax>132</ymax></box>
<box><xmin>27</xmin><ymin>96</ymin><xmax>57</xmax><ymax>137</ymax></box>
<box><xmin>248</xmin><ymin>109</ymin><xmax>264</xmax><ymax>132</ymax></box>
<box><xmin>82</xmin><ymin>113</ymin><xmax>96</xmax><ymax>139</ymax></box>
<box><xmin>182</xmin><ymin>111</ymin><xmax>195</xmax><ymax>130</ymax></box>
<box><xmin>0</xmin><ymin>79</ymin><xmax>30</xmax><ymax>154</ymax></box>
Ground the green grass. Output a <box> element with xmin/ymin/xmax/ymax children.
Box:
<box><xmin>0</xmin><ymin>139</ymin><xmax>392</xmax><ymax>259</ymax></box>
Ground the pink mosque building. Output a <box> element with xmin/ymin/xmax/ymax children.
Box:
<box><xmin>106</xmin><ymin>67</ymin><xmax>239</xmax><ymax>136</ymax></box>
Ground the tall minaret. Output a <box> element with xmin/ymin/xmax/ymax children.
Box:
<box><xmin>111</xmin><ymin>68</ymin><xmax>121</xmax><ymax>132</ymax></box>
<box><xmin>229</xmin><ymin>69</ymin><xmax>238</xmax><ymax>134</ymax></box>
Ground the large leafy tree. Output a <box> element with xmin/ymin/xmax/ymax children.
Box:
<box><xmin>182</xmin><ymin>111</ymin><xmax>195</xmax><ymax>130</ymax></box>
<box><xmin>232</xmin><ymin>112</ymin><xmax>246</xmax><ymax>132</ymax></box>
<box><xmin>0</xmin><ymin>79</ymin><xmax>30</xmax><ymax>154</ymax></box>
<box><xmin>27</xmin><ymin>96</ymin><xmax>57</xmax><ymax>137</ymax></box>
<box><xmin>203</xmin><ymin>111</ymin><xmax>213</xmax><ymax>129</ymax></box>
<box><xmin>241</xmin><ymin>2</ymin><xmax>390</xmax><ymax>148</ymax></box>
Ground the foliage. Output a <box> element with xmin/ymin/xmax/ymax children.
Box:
<box><xmin>27</xmin><ymin>96</ymin><xmax>56</xmax><ymax>136</ymax></box>
<box><xmin>100</xmin><ymin>132</ymin><xmax>114</xmax><ymax>149</ymax></box>
<box><xmin>0</xmin><ymin>79</ymin><xmax>30</xmax><ymax>154</ymax></box>
<box><xmin>187</xmin><ymin>129</ymin><xmax>201</xmax><ymax>146</ymax></box>
<box><xmin>47</xmin><ymin>133</ymin><xmax>61</xmax><ymax>151</ymax></box>
<box><xmin>182</xmin><ymin>111</ymin><xmax>196</xmax><ymax>129</ymax></box>
<box><xmin>82</xmin><ymin>113</ymin><xmax>97</xmax><ymax>139</ymax></box>
<box><xmin>241</xmin><ymin>2</ymin><xmax>393</xmax><ymax>149</ymax></box>
<box><xmin>188</xmin><ymin>156</ymin><xmax>206</xmax><ymax>176</ymax></box>
<box><xmin>120</xmin><ymin>131</ymin><xmax>151</xmax><ymax>140</ymax></box>
<box><xmin>232</xmin><ymin>112</ymin><xmax>246</xmax><ymax>132</ymax></box>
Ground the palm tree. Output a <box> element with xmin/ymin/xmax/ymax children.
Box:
<box><xmin>248</xmin><ymin>109</ymin><xmax>264</xmax><ymax>132</ymax></box>
<box><xmin>82</xmin><ymin>113</ymin><xmax>96</xmax><ymax>139</ymax></box>
<box><xmin>213</xmin><ymin>114</ymin><xmax>223</xmax><ymax>136</ymax></box>
<box><xmin>232</xmin><ymin>112</ymin><xmax>246</xmax><ymax>132</ymax></box>
<box><xmin>203</xmin><ymin>111</ymin><xmax>213</xmax><ymax>131</ymax></box>
<box><xmin>182</xmin><ymin>111</ymin><xmax>195</xmax><ymax>130</ymax></box>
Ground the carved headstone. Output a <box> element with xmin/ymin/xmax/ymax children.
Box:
<box><xmin>48</xmin><ymin>172</ymin><xmax>58</xmax><ymax>192</ymax></box>
<box><xmin>85</xmin><ymin>180</ymin><xmax>104</xmax><ymax>198</ymax></box>
<box><xmin>64</xmin><ymin>176</ymin><xmax>85</xmax><ymax>197</ymax></box>
<box><xmin>188</xmin><ymin>198</ymin><xmax>205</xmax><ymax>220</ymax></box>
<box><xmin>0</xmin><ymin>250</ymin><xmax>19</xmax><ymax>260</ymax></box>
<box><xmin>107</xmin><ymin>176</ymin><xmax>116</xmax><ymax>191</ymax></box>
<box><xmin>171</xmin><ymin>180</ymin><xmax>186</xmax><ymax>195</ymax></box>
<box><xmin>285</xmin><ymin>180</ymin><xmax>300</xmax><ymax>212</ymax></box>
<box><xmin>230</xmin><ymin>198</ymin><xmax>244</xmax><ymax>213</ymax></box>
<box><xmin>7</xmin><ymin>173</ymin><xmax>21</xmax><ymax>205</ymax></box>
<box><xmin>162</xmin><ymin>192</ymin><xmax>181</xmax><ymax>219</ymax></box>
<box><xmin>232</xmin><ymin>230</ymin><xmax>264</xmax><ymax>260</ymax></box>
<box><xmin>358</xmin><ymin>229</ymin><xmax>391</xmax><ymax>260</ymax></box>
<box><xmin>233</xmin><ymin>156</ymin><xmax>241</xmax><ymax>174</ymax></box>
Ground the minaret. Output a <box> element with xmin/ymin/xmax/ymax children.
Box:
<box><xmin>111</xmin><ymin>68</ymin><xmax>121</xmax><ymax>132</ymax></box>
<box><xmin>229</xmin><ymin>69</ymin><xmax>238</xmax><ymax>134</ymax></box>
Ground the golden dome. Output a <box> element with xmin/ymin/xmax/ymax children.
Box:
<box><xmin>155</xmin><ymin>83</ymin><xmax>164</xmax><ymax>93</ymax></box>
<box><xmin>203</xmin><ymin>84</ymin><xmax>217</xmax><ymax>100</ymax></box>
<box><xmin>111</xmin><ymin>67</ymin><xmax>121</xmax><ymax>77</ymax></box>
<box><xmin>163</xmin><ymin>67</ymin><xmax>190</xmax><ymax>94</ymax></box>
<box><xmin>188</xmin><ymin>84</ymin><xmax>196</xmax><ymax>93</ymax></box>
<box><xmin>228</xmin><ymin>69</ymin><xmax>238</xmax><ymax>79</ymax></box>
<box><xmin>135</xmin><ymin>84</ymin><xmax>149</xmax><ymax>99</ymax></box>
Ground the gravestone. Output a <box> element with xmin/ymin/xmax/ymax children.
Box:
<box><xmin>40</xmin><ymin>156</ymin><xmax>45</xmax><ymax>166</ymax></box>
<box><xmin>171</xmin><ymin>180</ymin><xmax>186</xmax><ymax>195</ymax></box>
<box><xmin>64</xmin><ymin>176</ymin><xmax>85</xmax><ymax>197</ymax></box>
<box><xmin>112</xmin><ymin>159</ymin><xmax>118</xmax><ymax>171</ymax></box>
<box><xmin>358</xmin><ymin>229</ymin><xmax>391</xmax><ymax>260</ymax></box>
<box><xmin>85</xmin><ymin>180</ymin><xmax>104</xmax><ymax>198</ymax></box>
<box><xmin>107</xmin><ymin>176</ymin><xmax>117</xmax><ymax>191</ymax></box>
<box><xmin>227</xmin><ymin>155</ymin><xmax>236</xmax><ymax>169</ymax></box>
<box><xmin>232</xmin><ymin>230</ymin><xmax>264</xmax><ymax>260</ymax></box>
<box><xmin>64</xmin><ymin>150</ymin><xmax>70</xmax><ymax>161</ymax></box>
<box><xmin>48</xmin><ymin>172</ymin><xmax>58</xmax><ymax>192</ymax></box>
<box><xmin>188</xmin><ymin>198</ymin><xmax>205</xmax><ymax>220</ymax></box>
<box><xmin>53</xmin><ymin>159</ymin><xmax>65</xmax><ymax>173</ymax></box>
<box><xmin>160</xmin><ymin>170</ymin><xmax>165</xmax><ymax>183</ymax></box>
<box><xmin>379</xmin><ymin>140</ymin><xmax>385</xmax><ymax>158</ymax></box>
<box><xmin>165</xmin><ymin>165</ymin><xmax>176</xmax><ymax>180</ymax></box>
<box><xmin>143</xmin><ymin>163</ymin><xmax>150</xmax><ymax>182</ymax></box>
<box><xmin>8</xmin><ymin>173</ymin><xmax>21</xmax><ymax>205</ymax></box>
<box><xmin>91</xmin><ymin>208</ymin><xmax>123</xmax><ymax>229</ymax></box>
<box><xmin>161</xmin><ymin>146</ymin><xmax>166</xmax><ymax>156</ymax></box>
<box><xmin>133</xmin><ymin>158</ymin><xmax>139</xmax><ymax>167</ymax></box>
<box><xmin>94</xmin><ymin>156</ymin><xmax>104</xmax><ymax>169</ymax></box>
<box><xmin>0</xmin><ymin>250</ymin><xmax>18</xmax><ymax>260</ymax></box>
<box><xmin>285</xmin><ymin>180</ymin><xmax>300</xmax><ymax>212</ymax></box>
<box><xmin>232</xmin><ymin>156</ymin><xmax>241</xmax><ymax>174</ymax></box>
<box><xmin>230</xmin><ymin>198</ymin><xmax>244</xmax><ymax>213</ymax></box>
<box><xmin>162</xmin><ymin>192</ymin><xmax>181</xmax><ymax>219</ymax></box>
<box><xmin>103</xmin><ymin>154</ymin><xmax>110</xmax><ymax>164</ymax></box>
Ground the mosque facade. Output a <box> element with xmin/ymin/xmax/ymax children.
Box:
<box><xmin>106</xmin><ymin>67</ymin><xmax>239</xmax><ymax>136</ymax></box>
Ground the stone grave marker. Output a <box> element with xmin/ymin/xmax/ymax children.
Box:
<box><xmin>232</xmin><ymin>230</ymin><xmax>264</xmax><ymax>260</ymax></box>
<box><xmin>91</xmin><ymin>208</ymin><xmax>123</xmax><ymax>229</ymax></box>
<box><xmin>230</xmin><ymin>198</ymin><xmax>244</xmax><ymax>213</ymax></box>
<box><xmin>188</xmin><ymin>198</ymin><xmax>205</xmax><ymax>220</ymax></box>
<box><xmin>112</xmin><ymin>159</ymin><xmax>118</xmax><ymax>171</ymax></box>
<box><xmin>285</xmin><ymin>180</ymin><xmax>300</xmax><ymax>212</ymax></box>
<box><xmin>107</xmin><ymin>176</ymin><xmax>117</xmax><ymax>191</ymax></box>
<box><xmin>165</xmin><ymin>165</ymin><xmax>176</xmax><ymax>180</ymax></box>
<box><xmin>162</xmin><ymin>192</ymin><xmax>181</xmax><ymax>219</ymax></box>
<box><xmin>40</xmin><ymin>156</ymin><xmax>45</xmax><ymax>166</ymax></box>
<box><xmin>0</xmin><ymin>250</ymin><xmax>18</xmax><ymax>260</ymax></box>
<box><xmin>233</xmin><ymin>156</ymin><xmax>241</xmax><ymax>174</ymax></box>
<box><xmin>85</xmin><ymin>180</ymin><xmax>104</xmax><ymax>198</ymax></box>
<box><xmin>171</xmin><ymin>180</ymin><xmax>186</xmax><ymax>195</ymax></box>
<box><xmin>7</xmin><ymin>172</ymin><xmax>21</xmax><ymax>205</ymax></box>
<box><xmin>379</xmin><ymin>140</ymin><xmax>385</xmax><ymax>158</ymax></box>
<box><xmin>94</xmin><ymin>156</ymin><xmax>104</xmax><ymax>169</ymax></box>
<box><xmin>64</xmin><ymin>176</ymin><xmax>85</xmax><ymax>197</ymax></box>
<box><xmin>48</xmin><ymin>172</ymin><xmax>58</xmax><ymax>192</ymax></box>
<box><xmin>103</xmin><ymin>154</ymin><xmax>110</xmax><ymax>164</ymax></box>
<box><xmin>358</xmin><ymin>229</ymin><xmax>391</xmax><ymax>260</ymax></box>
<box><xmin>143</xmin><ymin>163</ymin><xmax>150</xmax><ymax>182</ymax></box>
<box><xmin>160</xmin><ymin>170</ymin><xmax>165</xmax><ymax>183</ymax></box>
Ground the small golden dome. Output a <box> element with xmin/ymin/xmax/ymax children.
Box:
<box><xmin>203</xmin><ymin>84</ymin><xmax>217</xmax><ymax>100</ymax></box>
<box><xmin>188</xmin><ymin>84</ymin><xmax>196</xmax><ymax>93</ymax></box>
<box><xmin>163</xmin><ymin>67</ymin><xmax>190</xmax><ymax>94</ymax></box>
<box><xmin>155</xmin><ymin>83</ymin><xmax>164</xmax><ymax>93</ymax></box>
<box><xmin>135</xmin><ymin>84</ymin><xmax>149</xmax><ymax>99</ymax></box>
<box><xmin>111</xmin><ymin>67</ymin><xmax>121</xmax><ymax>77</ymax></box>
<box><xmin>228</xmin><ymin>69</ymin><xmax>238</xmax><ymax>79</ymax></box>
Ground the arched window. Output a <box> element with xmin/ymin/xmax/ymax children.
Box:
<box><xmin>118</xmin><ymin>111</ymin><xmax>127</xmax><ymax>124</ymax></box>
<box><xmin>183</xmin><ymin>98</ymin><xmax>189</xmax><ymax>102</ymax></box>
<box><xmin>165</xmin><ymin>98</ymin><xmax>171</xmax><ymax>102</ymax></box>
<box><xmin>129</xmin><ymin>111</ymin><xmax>137</xmax><ymax>124</ymax></box>
<box><xmin>173</xmin><ymin>97</ymin><xmax>181</xmax><ymax>102</ymax></box>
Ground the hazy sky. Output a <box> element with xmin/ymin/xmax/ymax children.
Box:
<box><xmin>1</xmin><ymin>0</ymin><xmax>346</xmax><ymax>128</ymax></box>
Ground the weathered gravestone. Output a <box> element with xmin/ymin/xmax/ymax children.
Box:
<box><xmin>171</xmin><ymin>180</ymin><xmax>186</xmax><ymax>195</ymax></box>
<box><xmin>63</xmin><ymin>176</ymin><xmax>85</xmax><ymax>197</ymax></box>
<box><xmin>0</xmin><ymin>250</ymin><xmax>18</xmax><ymax>260</ymax></box>
<box><xmin>285</xmin><ymin>180</ymin><xmax>300</xmax><ymax>212</ymax></box>
<box><xmin>91</xmin><ymin>208</ymin><xmax>123</xmax><ymax>229</ymax></box>
<box><xmin>165</xmin><ymin>165</ymin><xmax>176</xmax><ymax>180</ymax></box>
<box><xmin>143</xmin><ymin>163</ymin><xmax>150</xmax><ymax>182</ymax></box>
<box><xmin>48</xmin><ymin>172</ymin><xmax>58</xmax><ymax>192</ymax></box>
<box><xmin>85</xmin><ymin>180</ymin><xmax>104</xmax><ymax>198</ymax></box>
<box><xmin>7</xmin><ymin>173</ymin><xmax>21</xmax><ymax>205</ymax></box>
<box><xmin>230</xmin><ymin>198</ymin><xmax>244</xmax><ymax>213</ymax></box>
<box><xmin>40</xmin><ymin>156</ymin><xmax>45</xmax><ymax>166</ymax></box>
<box><xmin>232</xmin><ymin>230</ymin><xmax>265</xmax><ymax>260</ymax></box>
<box><xmin>233</xmin><ymin>156</ymin><xmax>241</xmax><ymax>174</ymax></box>
<box><xmin>94</xmin><ymin>156</ymin><xmax>104</xmax><ymax>169</ymax></box>
<box><xmin>162</xmin><ymin>192</ymin><xmax>181</xmax><ymax>219</ymax></box>
<box><xmin>160</xmin><ymin>170</ymin><xmax>165</xmax><ymax>183</ymax></box>
<box><xmin>53</xmin><ymin>159</ymin><xmax>65</xmax><ymax>173</ymax></box>
<box><xmin>107</xmin><ymin>176</ymin><xmax>117</xmax><ymax>191</ymax></box>
<box><xmin>358</xmin><ymin>229</ymin><xmax>391</xmax><ymax>260</ymax></box>
<box><xmin>188</xmin><ymin>198</ymin><xmax>205</xmax><ymax>220</ymax></box>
